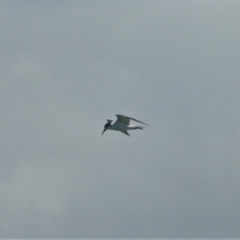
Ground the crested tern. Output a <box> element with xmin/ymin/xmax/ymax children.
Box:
<box><xmin>102</xmin><ymin>114</ymin><xmax>149</xmax><ymax>136</ymax></box>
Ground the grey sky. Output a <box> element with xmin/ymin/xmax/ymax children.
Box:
<box><xmin>1</xmin><ymin>1</ymin><xmax>240</xmax><ymax>238</ymax></box>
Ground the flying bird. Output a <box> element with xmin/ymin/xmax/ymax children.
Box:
<box><xmin>102</xmin><ymin>114</ymin><xmax>149</xmax><ymax>136</ymax></box>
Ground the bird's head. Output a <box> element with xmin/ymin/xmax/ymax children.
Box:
<box><xmin>102</xmin><ymin>121</ymin><xmax>112</xmax><ymax>135</ymax></box>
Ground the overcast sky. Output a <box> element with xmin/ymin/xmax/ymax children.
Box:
<box><xmin>1</xmin><ymin>1</ymin><xmax>240</xmax><ymax>238</ymax></box>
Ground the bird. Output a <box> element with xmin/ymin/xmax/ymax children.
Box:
<box><xmin>102</xmin><ymin>114</ymin><xmax>149</xmax><ymax>136</ymax></box>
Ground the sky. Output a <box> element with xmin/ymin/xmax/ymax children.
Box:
<box><xmin>1</xmin><ymin>0</ymin><xmax>240</xmax><ymax>238</ymax></box>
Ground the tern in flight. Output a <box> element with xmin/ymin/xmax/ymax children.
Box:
<box><xmin>102</xmin><ymin>114</ymin><xmax>149</xmax><ymax>136</ymax></box>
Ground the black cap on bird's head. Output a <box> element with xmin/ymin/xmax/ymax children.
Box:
<box><xmin>102</xmin><ymin>120</ymin><xmax>112</xmax><ymax>135</ymax></box>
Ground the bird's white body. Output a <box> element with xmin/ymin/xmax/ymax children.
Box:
<box><xmin>108</xmin><ymin>122</ymin><xmax>139</xmax><ymax>131</ymax></box>
<box><xmin>102</xmin><ymin>114</ymin><xmax>149</xmax><ymax>136</ymax></box>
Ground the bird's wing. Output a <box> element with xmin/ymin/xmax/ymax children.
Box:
<box><xmin>120</xmin><ymin>130</ymin><xmax>130</xmax><ymax>136</ymax></box>
<box><xmin>116</xmin><ymin>114</ymin><xmax>149</xmax><ymax>126</ymax></box>
<box><xmin>116</xmin><ymin>114</ymin><xmax>130</xmax><ymax>124</ymax></box>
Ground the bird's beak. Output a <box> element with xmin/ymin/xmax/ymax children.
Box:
<box><xmin>102</xmin><ymin>129</ymin><xmax>107</xmax><ymax>135</ymax></box>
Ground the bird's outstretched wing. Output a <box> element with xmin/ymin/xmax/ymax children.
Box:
<box><xmin>116</xmin><ymin>114</ymin><xmax>149</xmax><ymax>126</ymax></box>
<box><xmin>120</xmin><ymin>130</ymin><xmax>130</xmax><ymax>136</ymax></box>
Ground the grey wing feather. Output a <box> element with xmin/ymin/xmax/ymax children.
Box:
<box><xmin>129</xmin><ymin>117</ymin><xmax>149</xmax><ymax>126</ymax></box>
<box><xmin>116</xmin><ymin>114</ymin><xmax>149</xmax><ymax>126</ymax></box>
<box><xmin>120</xmin><ymin>130</ymin><xmax>130</xmax><ymax>136</ymax></box>
<box><xmin>115</xmin><ymin>114</ymin><xmax>130</xmax><ymax>124</ymax></box>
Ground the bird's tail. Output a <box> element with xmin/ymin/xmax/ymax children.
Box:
<box><xmin>134</xmin><ymin>126</ymin><xmax>144</xmax><ymax>130</ymax></box>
